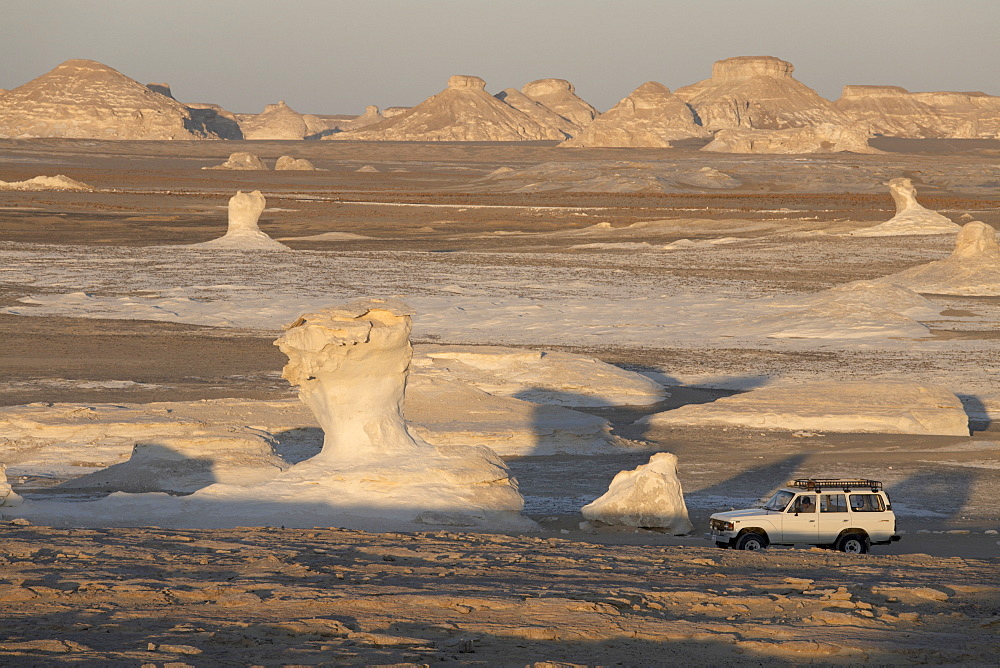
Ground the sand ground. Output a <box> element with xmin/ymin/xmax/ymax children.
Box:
<box><xmin>1</xmin><ymin>138</ymin><xmax>999</xmax><ymax>664</ymax></box>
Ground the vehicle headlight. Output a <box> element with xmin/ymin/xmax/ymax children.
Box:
<box><xmin>711</xmin><ymin>519</ymin><xmax>735</xmax><ymax>531</ymax></box>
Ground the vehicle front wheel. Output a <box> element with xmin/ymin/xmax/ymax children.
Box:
<box><xmin>836</xmin><ymin>533</ymin><xmax>870</xmax><ymax>554</ymax></box>
<box><xmin>735</xmin><ymin>532</ymin><xmax>768</xmax><ymax>551</ymax></box>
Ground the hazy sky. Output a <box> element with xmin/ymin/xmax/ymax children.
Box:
<box><xmin>4</xmin><ymin>1</ymin><xmax>999</xmax><ymax>115</ymax></box>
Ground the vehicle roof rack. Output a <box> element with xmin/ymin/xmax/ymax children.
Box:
<box><xmin>790</xmin><ymin>478</ymin><xmax>883</xmax><ymax>491</ymax></box>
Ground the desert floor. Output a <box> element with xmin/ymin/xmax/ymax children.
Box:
<box><xmin>1</xmin><ymin>138</ymin><xmax>999</xmax><ymax>665</ymax></box>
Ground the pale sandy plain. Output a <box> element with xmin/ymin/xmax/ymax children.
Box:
<box><xmin>1</xmin><ymin>138</ymin><xmax>1000</xmax><ymax>664</ymax></box>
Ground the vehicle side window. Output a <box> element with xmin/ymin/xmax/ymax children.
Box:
<box><xmin>788</xmin><ymin>495</ymin><xmax>816</xmax><ymax>513</ymax></box>
<box><xmin>849</xmin><ymin>494</ymin><xmax>885</xmax><ymax>512</ymax></box>
<box><xmin>820</xmin><ymin>494</ymin><xmax>847</xmax><ymax>513</ymax></box>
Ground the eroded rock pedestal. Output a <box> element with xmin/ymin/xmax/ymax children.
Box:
<box><xmin>851</xmin><ymin>178</ymin><xmax>960</xmax><ymax>236</ymax></box>
<box><xmin>193</xmin><ymin>190</ymin><xmax>289</xmax><ymax>250</ymax></box>
<box><xmin>266</xmin><ymin>299</ymin><xmax>532</xmax><ymax>527</ymax></box>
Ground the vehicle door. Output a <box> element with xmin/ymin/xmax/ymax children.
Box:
<box><xmin>816</xmin><ymin>493</ymin><xmax>850</xmax><ymax>542</ymax></box>
<box><xmin>782</xmin><ymin>493</ymin><xmax>818</xmax><ymax>542</ymax></box>
<box><xmin>850</xmin><ymin>492</ymin><xmax>893</xmax><ymax>540</ymax></box>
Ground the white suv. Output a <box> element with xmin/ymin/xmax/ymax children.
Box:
<box><xmin>709</xmin><ymin>479</ymin><xmax>900</xmax><ymax>553</ymax></box>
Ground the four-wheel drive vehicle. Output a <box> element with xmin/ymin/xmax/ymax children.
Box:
<box><xmin>709</xmin><ymin>479</ymin><xmax>901</xmax><ymax>553</ymax></box>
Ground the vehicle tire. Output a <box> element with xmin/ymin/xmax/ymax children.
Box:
<box><xmin>735</xmin><ymin>532</ymin><xmax>768</xmax><ymax>551</ymax></box>
<box><xmin>836</xmin><ymin>533</ymin><xmax>870</xmax><ymax>554</ymax></box>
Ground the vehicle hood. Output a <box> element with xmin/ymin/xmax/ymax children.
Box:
<box><xmin>711</xmin><ymin>508</ymin><xmax>780</xmax><ymax>521</ymax></box>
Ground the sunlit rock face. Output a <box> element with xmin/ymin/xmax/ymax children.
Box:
<box><xmin>275</xmin><ymin>155</ymin><xmax>318</xmax><ymax>170</ymax></box>
<box><xmin>328</xmin><ymin>75</ymin><xmax>556</xmax><ymax>141</ymax></box>
<box><xmin>521</xmin><ymin>78</ymin><xmax>598</xmax><ymax>128</ymax></box>
<box><xmin>495</xmin><ymin>88</ymin><xmax>577</xmax><ymax>139</ymax></box>
<box><xmin>702</xmin><ymin>123</ymin><xmax>878</xmax><ymax>154</ymax></box>
<box><xmin>0</xmin><ymin>59</ymin><xmax>215</xmax><ymax>139</ymax></box>
<box><xmin>560</xmin><ymin>81</ymin><xmax>709</xmax><ymax>147</ymax></box>
<box><xmin>675</xmin><ymin>56</ymin><xmax>851</xmax><ymax>132</ymax></box>
<box><xmin>836</xmin><ymin>85</ymin><xmax>948</xmax><ymax>138</ymax></box>
<box><xmin>581</xmin><ymin>453</ymin><xmax>692</xmax><ymax>534</ymax></box>
<box><xmin>240</xmin><ymin>100</ymin><xmax>310</xmax><ymax>140</ymax></box>
<box><xmin>849</xmin><ymin>178</ymin><xmax>960</xmax><ymax>236</ymax></box>
<box><xmin>193</xmin><ymin>190</ymin><xmax>289</xmax><ymax>250</ymax></box>
<box><xmin>0</xmin><ymin>465</ymin><xmax>23</xmax><ymax>508</ymax></box>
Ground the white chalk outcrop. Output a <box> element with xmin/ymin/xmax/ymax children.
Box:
<box><xmin>262</xmin><ymin>299</ymin><xmax>531</xmax><ymax>527</ymax></box>
<box><xmin>850</xmin><ymin>178</ymin><xmax>960</xmax><ymax>236</ymax></box>
<box><xmin>329</xmin><ymin>75</ymin><xmax>556</xmax><ymax>141</ymax></box>
<box><xmin>0</xmin><ymin>465</ymin><xmax>23</xmax><ymax>507</ymax></box>
<box><xmin>675</xmin><ymin>56</ymin><xmax>852</xmax><ymax>132</ymax></box>
<box><xmin>494</xmin><ymin>88</ymin><xmax>577</xmax><ymax>139</ymax></box>
<box><xmin>343</xmin><ymin>105</ymin><xmax>386</xmax><ymax>130</ymax></box>
<box><xmin>240</xmin><ymin>100</ymin><xmax>310</xmax><ymax>140</ymax></box>
<box><xmin>702</xmin><ymin>123</ymin><xmax>878</xmax><ymax>154</ymax></box>
<box><xmin>0</xmin><ymin>59</ymin><xmax>217</xmax><ymax>140</ymax></box>
<box><xmin>58</xmin><ymin>430</ymin><xmax>288</xmax><ymax>494</ymax></box>
<box><xmin>0</xmin><ymin>175</ymin><xmax>93</xmax><ymax>191</ymax></box>
<box><xmin>638</xmin><ymin>381</ymin><xmax>970</xmax><ymax>436</ymax></box>
<box><xmin>872</xmin><ymin>221</ymin><xmax>1000</xmax><ymax>295</ymax></box>
<box><xmin>193</xmin><ymin>190</ymin><xmax>289</xmax><ymax>250</ymax></box>
<box><xmin>560</xmin><ymin>81</ymin><xmax>709</xmax><ymax>147</ymax></box>
<box><xmin>581</xmin><ymin>453</ymin><xmax>692</xmax><ymax>533</ymax></box>
<box><xmin>521</xmin><ymin>78</ymin><xmax>598</xmax><ymax>128</ymax></box>
<box><xmin>275</xmin><ymin>155</ymin><xmax>320</xmax><ymax>170</ymax></box>
<box><xmin>203</xmin><ymin>151</ymin><xmax>268</xmax><ymax>170</ymax></box>
<box><xmin>412</xmin><ymin>345</ymin><xmax>666</xmax><ymax>407</ymax></box>
<box><xmin>185</xmin><ymin>102</ymin><xmax>245</xmax><ymax>139</ymax></box>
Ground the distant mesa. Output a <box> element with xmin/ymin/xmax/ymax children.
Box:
<box><xmin>560</xmin><ymin>81</ymin><xmax>709</xmax><ymax>148</ymax></box>
<box><xmin>872</xmin><ymin>221</ymin><xmax>1000</xmax><ymax>295</ymax></box>
<box><xmin>184</xmin><ymin>102</ymin><xmax>244</xmax><ymax>140</ymax></box>
<box><xmin>192</xmin><ymin>190</ymin><xmax>289</xmax><ymax>250</ymax></box>
<box><xmin>702</xmin><ymin>123</ymin><xmax>879</xmax><ymax>154</ymax></box>
<box><xmin>240</xmin><ymin>100</ymin><xmax>310</xmax><ymax>140</ymax></box>
<box><xmin>521</xmin><ymin>78</ymin><xmax>598</xmax><ymax>128</ymax></box>
<box><xmin>275</xmin><ymin>155</ymin><xmax>320</xmax><ymax>170</ymax></box>
<box><xmin>204</xmin><ymin>151</ymin><xmax>268</xmax><ymax>170</ymax></box>
<box><xmin>0</xmin><ymin>174</ymin><xmax>93</xmax><ymax>191</ymax></box>
<box><xmin>837</xmin><ymin>85</ymin><xmax>1000</xmax><ymax>139</ymax></box>
<box><xmin>328</xmin><ymin>74</ymin><xmax>559</xmax><ymax>141</ymax></box>
<box><xmin>494</xmin><ymin>87</ymin><xmax>577</xmax><ymax>139</ymax></box>
<box><xmin>0</xmin><ymin>59</ymin><xmax>220</xmax><ymax>140</ymax></box>
<box><xmin>850</xmin><ymin>177</ymin><xmax>960</xmax><ymax>236</ymax></box>
<box><xmin>342</xmin><ymin>105</ymin><xmax>385</xmax><ymax>130</ymax></box>
<box><xmin>381</xmin><ymin>106</ymin><xmax>410</xmax><ymax>118</ymax></box>
<box><xmin>676</xmin><ymin>56</ymin><xmax>851</xmax><ymax>132</ymax></box>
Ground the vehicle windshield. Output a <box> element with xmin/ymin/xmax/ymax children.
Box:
<box><xmin>763</xmin><ymin>490</ymin><xmax>794</xmax><ymax>511</ymax></box>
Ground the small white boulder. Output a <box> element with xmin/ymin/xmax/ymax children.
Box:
<box><xmin>581</xmin><ymin>453</ymin><xmax>692</xmax><ymax>534</ymax></box>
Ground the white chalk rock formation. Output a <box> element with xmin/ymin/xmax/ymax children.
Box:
<box><xmin>560</xmin><ymin>82</ymin><xmax>709</xmax><ymax>147</ymax></box>
<box><xmin>405</xmin><ymin>375</ymin><xmax>622</xmax><ymax>456</ymax></box>
<box><xmin>675</xmin><ymin>56</ymin><xmax>851</xmax><ymax>132</ymax></box>
<box><xmin>0</xmin><ymin>59</ymin><xmax>216</xmax><ymax>139</ymax></box>
<box><xmin>275</xmin><ymin>155</ymin><xmax>319</xmax><ymax>170</ymax></box>
<box><xmin>0</xmin><ymin>465</ymin><xmax>23</xmax><ymax>507</ymax></box>
<box><xmin>412</xmin><ymin>344</ymin><xmax>666</xmax><ymax>407</ymax></box>
<box><xmin>639</xmin><ymin>381</ymin><xmax>970</xmax><ymax>436</ymax></box>
<box><xmin>203</xmin><ymin>151</ymin><xmax>268</xmax><ymax>170</ymax></box>
<box><xmin>581</xmin><ymin>453</ymin><xmax>692</xmax><ymax>533</ymax></box>
<box><xmin>382</xmin><ymin>106</ymin><xmax>410</xmax><ymax>118</ymax></box>
<box><xmin>185</xmin><ymin>102</ymin><xmax>245</xmax><ymax>139</ymax></box>
<box><xmin>850</xmin><ymin>178</ymin><xmax>960</xmax><ymax>236</ymax></box>
<box><xmin>835</xmin><ymin>86</ymin><xmax>949</xmax><ymax>138</ymax></box>
<box><xmin>329</xmin><ymin>75</ymin><xmax>555</xmax><ymax>141</ymax></box>
<box><xmin>58</xmin><ymin>430</ymin><xmax>287</xmax><ymax>494</ymax></box>
<box><xmin>343</xmin><ymin>105</ymin><xmax>385</xmax><ymax>130</ymax></box>
<box><xmin>911</xmin><ymin>91</ymin><xmax>1000</xmax><ymax>138</ymax></box>
<box><xmin>872</xmin><ymin>221</ymin><xmax>1000</xmax><ymax>295</ymax></box>
<box><xmin>0</xmin><ymin>175</ymin><xmax>92</xmax><ymax>191</ymax></box>
<box><xmin>145</xmin><ymin>82</ymin><xmax>173</xmax><ymax>98</ymax></box>
<box><xmin>263</xmin><ymin>299</ymin><xmax>530</xmax><ymax>527</ymax></box>
<box><xmin>194</xmin><ymin>190</ymin><xmax>289</xmax><ymax>250</ymax></box>
<box><xmin>355</xmin><ymin>164</ymin><xmax>380</xmax><ymax>172</ymax></box>
<box><xmin>521</xmin><ymin>78</ymin><xmax>598</xmax><ymax>128</ymax></box>
<box><xmin>702</xmin><ymin>123</ymin><xmax>878</xmax><ymax>154</ymax></box>
<box><xmin>239</xmin><ymin>100</ymin><xmax>310</xmax><ymax>140</ymax></box>
<box><xmin>494</xmin><ymin>88</ymin><xmax>577</xmax><ymax>139</ymax></box>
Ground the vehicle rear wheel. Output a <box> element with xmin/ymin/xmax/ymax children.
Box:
<box><xmin>836</xmin><ymin>533</ymin><xmax>870</xmax><ymax>554</ymax></box>
<box><xmin>735</xmin><ymin>532</ymin><xmax>768</xmax><ymax>551</ymax></box>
